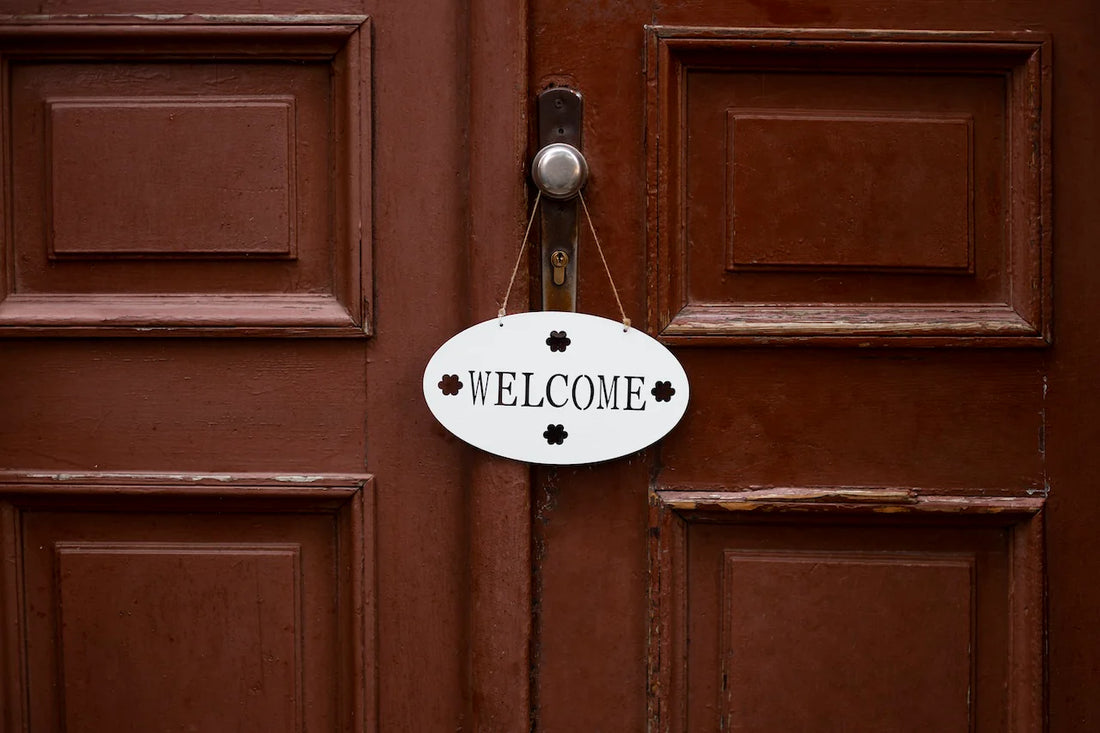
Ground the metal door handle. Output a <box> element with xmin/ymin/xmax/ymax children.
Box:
<box><xmin>534</xmin><ymin>88</ymin><xmax>585</xmax><ymax>312</ymax></box>
<box><xmin>532</xmin><ymin>142</ymin><xmax>588</xmax><ymax>200</ymax></box>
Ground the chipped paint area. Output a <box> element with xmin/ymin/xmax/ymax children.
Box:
<box><xmin>16</xmin><ymin>472</ymin><xmax>339</xmax><ymax>484</ymax></box>
<box><xmin>654</xmin><ymin>487</ymin><xmax>1044</xmax><ymax>516</ymax></box>
<box><xmin>1</xmin><ymin>14</ymin><xmax>366</xmax><ymax>24</ymax></box>
<box><xmin>23</xmin><ymin>472</ymin><xmax>235</xmax><ymax>482</ymax></box>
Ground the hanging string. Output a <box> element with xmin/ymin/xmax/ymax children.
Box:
<box><xmin>579</xmin><ymin>191</ymin><xmax>631</xmax><ymax>331</ymax></box>
<box><xmin>498</xmin><ymin>188</ymin><xmax>632</xmax><ymax>332</ymax></box>
<box><xmin>498</xmin><ymin>191</ymin><xmax>542</xmax><ymax>321</ymax></box>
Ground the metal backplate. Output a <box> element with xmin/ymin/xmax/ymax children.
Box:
<box><xmin>537</xmin><ymin>88</ymin><xmax>583</xmax><ymax>312</ymax></box>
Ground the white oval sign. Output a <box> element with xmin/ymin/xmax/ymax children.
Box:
<box><xmin>422</xmin><ymin>312</ymin><xmax>689</xmax><ymax>465</ymax></box>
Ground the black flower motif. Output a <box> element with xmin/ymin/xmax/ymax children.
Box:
<box><xmin>438</xmin><ymin>374</ymin><xmax>463</xmax><ymax>396</ymax></box>
<box><xmin>543</xmin><ymin>424</ymin><xmax>568</xmax><ymax>445</ymax></box>
<box><xmin>651</xmin><ymin>380</ymin><xmax>676</xmax><ymax>402</ymax></box>
<box><xmin>546</xmin><ymin>330</ymin><xmax>571</xmax><ymax>352</ymax></box>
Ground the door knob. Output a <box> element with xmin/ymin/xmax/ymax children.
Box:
<box><xmin>532</xmin><ymin>142</ymin><xmax>588</xmax><ymax>200</ymax></box>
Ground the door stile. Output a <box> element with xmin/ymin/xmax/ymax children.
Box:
<box><xmin>337</xmin><ymin>474</ymin><xmax>377</xmax><ymax>733</ymax></box>
<box><xmin>466</xmin><ymin>0</ymin><xmax>532</xmax><ymax>729</ymax></box>
<box><xmin>0</xmin><ymin>499</ymin><xmax>26</xmax><ymax>732</ymax></box>
<box><xmin>1008</xmin><ymin>505</ymin><xmax>1045</xmax><ymax>733</ymax></box>
<box><xmin>647</xmin><ymin>487</ymin><xmax>688</xmax><ymax>733</ymax></box>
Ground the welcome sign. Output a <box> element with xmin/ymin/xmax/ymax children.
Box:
<box><xmin>422</xmin><ymin>312</ymin><xmax>689</xmax><ymax>464</ymax></box>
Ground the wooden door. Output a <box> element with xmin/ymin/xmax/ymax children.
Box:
<box><xmin>527</xmin><ymin>1</ymin><xmax>1097</xmax><ymax>732</ymax></box>
<box><xmin>0</xmin><ymin>2</ymin><xmax>522</xmax><ymax>730</ymax></box>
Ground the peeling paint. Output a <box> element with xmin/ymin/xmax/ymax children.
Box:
<box><xmin>0</xmin><ymin>13</ymin><xmax>365</xmax><ymax>24</ymax></box>
<box><xmin>16</xmin><ymin>472</ymin><xmax>346</xmax><ymax>484</ymax></box>
<box><xmin>24</xmin><ymin>472</ymin><xmax>235</xmax><ymax>481</ymax></box>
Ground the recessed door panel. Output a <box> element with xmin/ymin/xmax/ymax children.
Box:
<box><xmin>2</xmin><ymin>474</ymin><xmax>372</xmax><ymax>733</ymax></box>
<box><xmin>0</xmin><ymin>19</ymin><xmax>370</xmax><ymax>335</ymax></box>
<box><xmin>647</xmin><ymin>29</ymin><xmax>1049</xmax><ymax>345</ymax></box>
<box><xmin>649</xmin><ymin>492</ymin><xmax>1042</xmax><ymax>733</ymax></box>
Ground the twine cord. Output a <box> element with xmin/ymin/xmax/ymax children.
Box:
<box><xmin>497</xmin><ymin>188</ymin><xmax>632</xmax><ymax>333</ymax></box>
<box><xmin>579</xmin><ymin>192</ymin><xmax>631</xmax><ymax>331</ymax></box>
<box><xmin>498</xmin><ymin>190</ymin><xmax>542</xmax><ymax>321</ymax></box>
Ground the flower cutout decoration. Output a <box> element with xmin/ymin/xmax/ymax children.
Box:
<box><xmin>438</xmin><ymin>374</ymin><xmax>463</xmax><ymax>396</ymax></box>
<box><xmin>651</xmin><ymin>380</ymin><xmax>676</xmax><ymax>402</ymax></box>
<box><xmin>543</xmin><ymin>424</ymin><xmax>568</xmax><ymax>445</ymax></box>
<box><xmin>546</xmin><ymin>330</ymin><xmax>571</xmax><ymax>352</ymax></box>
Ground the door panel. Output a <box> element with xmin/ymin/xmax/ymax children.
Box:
<box><xmin>2</xmin><ymin>474</ymin><xmax>372</xmax><ymax>733</ymax></box>
<box><xmin>650</xmin><ymin>29</ymin><xmax>1048</xmax><ymax>345</ymax></box>
<box><xmin>651</xmin><ymin>494</ymin><xmax>1042</xmax><ymax>732</ymax></box>
<box><xmin>0</xmin><ymin>18</ymin><xmax>368</xmax><ymax>335</ymax></box>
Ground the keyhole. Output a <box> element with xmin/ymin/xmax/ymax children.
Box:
<box><xmin>551</xmin><ymin>250</ymin><xmax>569</xmax><ymax>286</ymax></box>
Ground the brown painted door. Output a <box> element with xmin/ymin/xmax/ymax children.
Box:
<box><xmin>0</xmin><ymin>2</ymin><xmax>495</xmax><ymax>731</ymax></box>
<box><xmin>528</xmin><ymin>2</ymin><xmax>1097</xmax><ymax>732</ymax></box>
<box><xmin>1</xmin><ymin>2</ymin><xmax>1097</xmax><ymax>733</ymax></box>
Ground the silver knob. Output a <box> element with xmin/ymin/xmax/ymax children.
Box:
<box><xmin>531</xmin><ymin>143</ymin><xmax>588</xmax><ymax>200</ymax></box>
